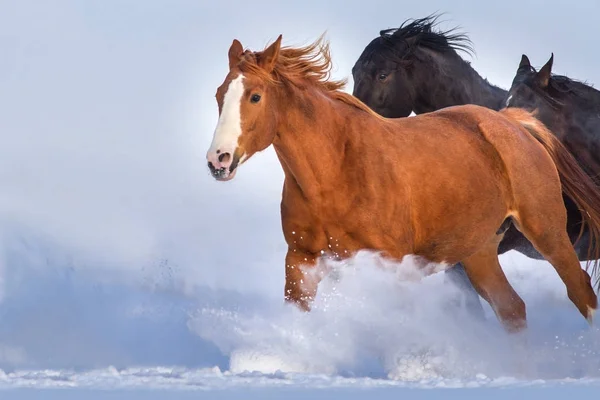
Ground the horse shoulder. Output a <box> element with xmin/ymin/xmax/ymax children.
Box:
<box><xmin>280</xmin><ymin>178</ymin><xmax>329</xmax><ymax>255</ymax></box>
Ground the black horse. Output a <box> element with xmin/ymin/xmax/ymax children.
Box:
<box><xmin>352</xmin><ymin>15</ymin><xmax>507</xmax><ymax>118</ymax></box>
<box><xmin>506</xmin><ymin>54</ymin><xmax>600</xmax><ymax>183</ymax></box>
<box><xmin>352</xmin><ymin>15</ymin><xmax>600</xmax><ymax>317</ymax></box>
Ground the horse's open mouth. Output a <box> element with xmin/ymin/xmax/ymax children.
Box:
<box><xmin>208</xmin><ymin>153</ymin><xmax>241</xmax><ymax>182</ymax></box>
<box><xmin>208</xmin><ymin>165</ymin><xmax>237</xmax><ymax>181</ymax></box>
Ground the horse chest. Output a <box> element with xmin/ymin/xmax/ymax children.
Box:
<box><xmin>283</xmin><ymin>205</ymin><xmax>400</xmax><ymax>260</ymax></box>
<box><xmin>281</xmin><ymin>182</ymin><xmax>405</xmax><ymax>259</ymax></box>
<box><xmin>284</xmin><ymin>221</ymin><xmax>352</xmax><ymax>258</ymax></box>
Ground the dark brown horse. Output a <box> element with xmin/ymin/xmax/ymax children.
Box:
<box><xmin>351</xmin><ymin>15</ymin><xmax>506</xmax><ymax>118</ymax></box>
<box><xmin>505</xmin><ymin>54</ymin><xmax>600</xmax><ymax>266</ymax></box>
<box><xmin>506</xmin><ymin>54</ymin><xmax>600</xmax><ymax>183</ymax></box>
<box><xmin>206</xmin><ymin>35</ymin><xmax>600</xmax><ymax>332</ymax></box>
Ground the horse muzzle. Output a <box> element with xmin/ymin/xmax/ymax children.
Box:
<box><xmin>206</xmin><ymin>150</ymin><xmax>242</xmax><ymax>181</ymax></box>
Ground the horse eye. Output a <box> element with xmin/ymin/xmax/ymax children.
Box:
<box><xmin>378</xmin><ymin>73</ymin><xmax>388</xmax><ymax>81</ymax></box>
<box><xmin>250</xmin><ymin>94</ymin><xmax>261</xmax><ymax>103</ymax></box>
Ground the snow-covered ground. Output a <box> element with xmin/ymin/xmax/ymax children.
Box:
<box><xmin>0</xmin><ymin>230</ymin><xmax>599</xmax><ymax>398</ymax></box>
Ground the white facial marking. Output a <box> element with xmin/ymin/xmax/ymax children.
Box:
<box><xmin>208</xmin><ymin>74</ymin><xmax>245</xmax><ymax>155</ymax></box>
<box><xmin>505</xmin><ymin>95</ymin><xmax>513</xmax><ymax>107</ymax></box>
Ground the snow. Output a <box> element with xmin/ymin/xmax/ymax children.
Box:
<box><xmin>5</xmin><ymin>385</ymin><xmax>600</xmax><ymax>400</ymax></box>
<box><xmin>0</xmin><ymin>233</ymin><xmax>599</xmax><ymax>398</ymax></box>
<box><xmin>0</xmin><ymin>364</ymin><xmax>596</xmax><ymax>391</ymax></box>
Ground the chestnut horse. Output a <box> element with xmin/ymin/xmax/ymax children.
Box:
<box><xmin>205</xmin><ymin>35</ymin><xmax>600</xmax><ymax>332</ymax></box>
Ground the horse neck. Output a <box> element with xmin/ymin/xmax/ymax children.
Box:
<box><xmin>272</xmin><ymin>87</ymin><xmax>359</xmax><ymax>203</ymax></box>
<box><xmin>411</xmin><ymin>49</ymin><xmax>507</xmax><ymax>113</ymax></box>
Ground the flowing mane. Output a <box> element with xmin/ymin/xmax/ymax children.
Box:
<box><xmin>238</xmin><ymin>35</ymin><xmax>384</xmax><ymax>119</ymax></box>
<box><xmin>518</xmin><ymin>64</ymin><xmax>598</xmax><ymax>107</ymax></box>
<box><xmin>379</xmin><ymin>14</ymin><xmax>475</xmax><ymax>59</ymax></box>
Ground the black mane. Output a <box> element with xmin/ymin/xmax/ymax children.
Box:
<box><xmin>546</xmin><ymin>75</ymin><xmax>594</xmax><ymax>98</ymax></box>
<box><xmin>379</xmin><ymin>14</ymin><xmax>475</xmax><ymax>60</ymax></box>
<box><xmin>518</xmin><ymin>65</ymin><xmax>598</xmax><ymax>106</ymax></box>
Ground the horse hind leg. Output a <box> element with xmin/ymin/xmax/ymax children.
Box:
<box><xmin>512</xmin><ymin>208</ymin><xmax>598</xmax><ymax>323</ymax></box>
<box><xmin>460</xmin><ymin>234</ymin><xmax>527</xmax><ymax>332</ymax></box>
<box><xmin>442</xmin><ymin>220</ymin><xmax>517</xmax><ymax>321</ymax></box>
<box><xmin>443</xmin><ymin>263</ymin><xmax>486</xmax><ymax>320</ymax></box>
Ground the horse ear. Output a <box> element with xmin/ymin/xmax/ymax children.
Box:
<box><xmin>258</xmin><ymin>34</ymin><xmax>282</xmax><ymax>73</ymax></box>
<box><xmin>536</xmin><ymin>53</ymin><xmax>554</xmax><ymax>88</ymax></box>
<box><xmin>518</xmin><ymin>54</ymin><xmax>531</xmax><ymax>70</ymax></box>
<box><xmin>228</xmin><ymin>39</ymin><xmax>244</xmax><ymax>70</ymax></box>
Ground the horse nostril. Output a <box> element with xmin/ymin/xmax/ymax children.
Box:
<box><xmin>218</xmin><ymin>152</ymin><xmax>231</xmax><ymax>164</ymax></box>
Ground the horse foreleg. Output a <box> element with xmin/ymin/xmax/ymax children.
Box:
<box><xmin>284</xmin><ymin>249</ymin><xmax>320</xmax><ymax>311</ymax></box>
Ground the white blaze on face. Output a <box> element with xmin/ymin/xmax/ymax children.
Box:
<box><xmin>505</xmin><ymin>95</ymin><xmax>513</xmax><ymax>107</ymax></box>
<box><xmin>207</xmin><ymin>74</ymin><xmax>246</xmax><ymax>159</ymax></box>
